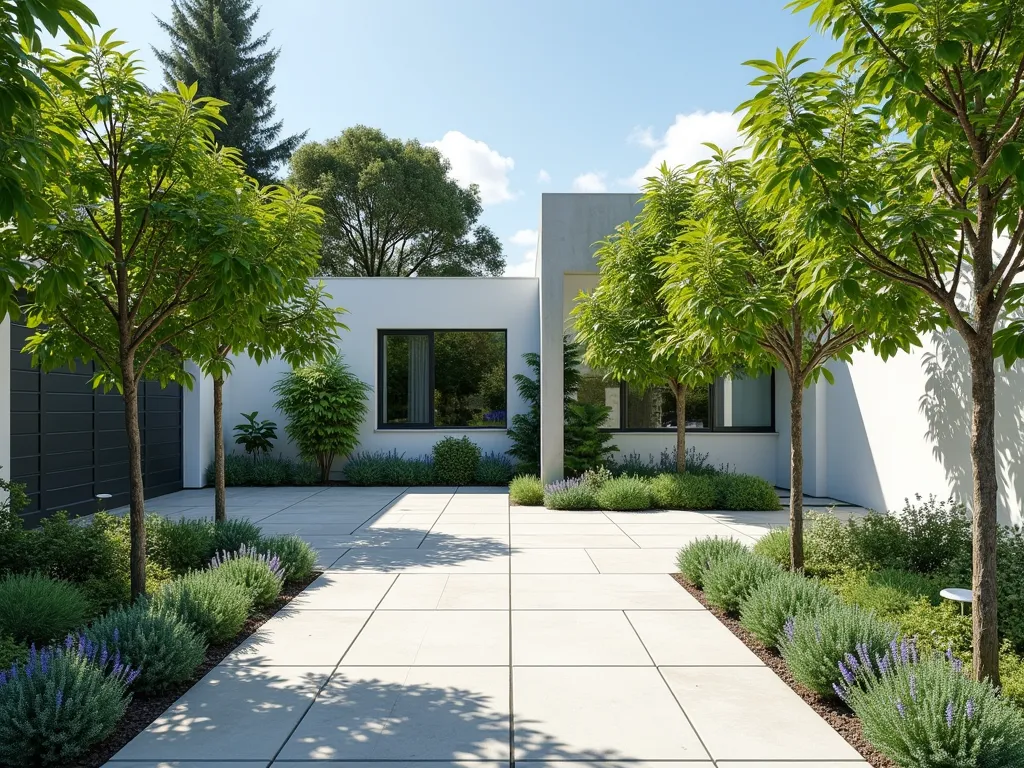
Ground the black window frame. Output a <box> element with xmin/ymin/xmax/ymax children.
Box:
<box><xmin>376</xmin><ymin>328</ymin><xmax>509</xmax><ymax>430</ymax></box>
<box><xmin>601</xmin><ymin>370</ymin><xmax>776</xmax><ymax>434</ymax></box>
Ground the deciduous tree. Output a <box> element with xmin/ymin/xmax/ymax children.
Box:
<box><xmin>289</xmin><ymin>125</ymin><xmax>504</xmax><ymax>277</ymax></box>
<box><xmin>741</xmin><ymin>1</ymin><xmax>1024</xmax><ymax>681</ymax></box>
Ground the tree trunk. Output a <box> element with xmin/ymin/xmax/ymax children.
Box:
<box><xmin>967</xmin><ymin>336</ymin><xmax>1000</xmax><ymax>684</ymax></box>
<box><xmin>121</xmin><ymin>362</ymin><xmax>147</xmax><ymax>598</ymax></box>
<box><xmin>214</xmin><ymin>374</ymin><xmax>226</xmax><ymax>522</ymax></box>
<box><xmin>673</xmin><ymin>381</ymin><xmax>687</xmax><ymax>474</ymax></box>
<box><xmin>789</xmin><ymin>374</ymin><xmax>805</xmax><ymax>572</ymax></box>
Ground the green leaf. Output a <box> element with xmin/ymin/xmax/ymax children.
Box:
<box><xmin>935</xmin><ymin>41</ymin><xmax>964</xmax><ymax>67</ymax></box>
<box><xmin>882</xmin><ymin>3</ymin><xmax>920</xmax><ymax>13</ymax></box>
<box><xmin>1000</xmin><ymin>143</ymin><xmax>1022</xmax><ymax>174</ymax></box>
<box><xmin>820</xmin><ymin>367</ymin><xmax>835</xmax><ymax>385</ymax></box>
<box><xmin>811</xmin><ymin>157</ymin><xmax>843</xmax><ymax>179</ymax></box>
<box><xmin>903</xmin><ymin>70</ymin><xmax>925</xmax><ymax>91</ymax></box>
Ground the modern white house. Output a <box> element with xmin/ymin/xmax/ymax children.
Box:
<box><xmin>3</xmin><ymin>193</ymin><xmax>1023</xmax><ymax>526</ymax></box>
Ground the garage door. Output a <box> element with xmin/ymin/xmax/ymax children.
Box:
<box><xmin>10</xmin><ymin>321</ymin><xmax>184</xmax><ymax>526</ymax></box>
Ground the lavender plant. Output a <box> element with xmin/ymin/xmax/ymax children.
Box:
<box><xmin>0</xmin><ymin>573</ymin><xmax>90</xmax><ymax>646</ymax></box>
<box><xmin>739</xmin><ymin>570</ymin><xmax>839</xmax><ymax>649</ymax></box>
<box><xmin>0</xmin><ymin>636</ymin><xmax>138</xmax><ymax>765</ymax></box>
<box><xmin>212</xmin><ymin>518</ymin><xmax>263</xmax><ymax>554</ymax></box>
<box><xmin>474</xmin><ymin>451</ymin><xmax>516</xmax><ymax>485</ymax></box>
<box><xmin>702</xmin><ymin>552</ymin><xmax>782</xmax><ymax>614</ymax></box>
<box><xmin>780</xmin><ymin>601</ymin><xmax>896</xmax><ymax>698</ymax></box>
<box><xmin>153</xmin><ymin>570</ymin><xmax>252</xmax><ymax>644</ymax></box>
<box><xmin>676</xmin><ymin>536</ymin><xmax>749</xmax><ymax>589</ymax></box>
<box><xmin>260</xmin><ymin>534</ymin><xmax>317</xmax><ymax>582</ymax></box>
<box><xmin>594</xmin><ymin>475</ymin><xmax>653</xmax><ymax>511</ymax></box>
<box><xmin>210</xmin><ymin>544</ymin><xmax>285</xmax><ymax>610</ymax></box>
<box><xmin>838</xmin><ymin>650</ymin><xmax>1024</xmax><ymax>767</ymax></box>
<box><xmin>543</xmin><ymin>477</ymin><xmax>597</xmax><ymax>510</ymax></box>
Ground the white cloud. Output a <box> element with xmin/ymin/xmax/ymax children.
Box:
<box><xmin>537</xmin><ymin>169</ymin><xmax>551</xmax><ymax>183</ymax></box>
<box><xmin>504</xmin><ymin>228</ymin><xmax>538</xmax><ymax>277</ymax></box>
<box><xmin>628</xmin><ymin>111</ymin><xmax>745</xmax><ymax>188</ymax></box>
<box><xmin>572</xmin><ymin>171</ymin><xmax>608</xmax><ymax>193</ymax></box>
<box><xmin>428</xmin><ymin>131</ymin><xmax>516</xmax><ymax>205</ymax></box>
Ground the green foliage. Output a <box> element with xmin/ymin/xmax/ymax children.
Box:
<box><xmin>543</xmin><ymin>478</ymin><xmax>597</xmax><ymax>510</ymax></box>
<box><xmin>753</xmin><ymin>527</ymin><xmax>793</xmax><ymax>569</ymax></box>
<box><xmin>1001</xmin><ymin>648</ymin><xmax>1024</xmax><ymax>710</ymax></box>
<box><xmin>273</xmin><ymin>356</ymin><xmax>369</xmax><ymax>483</ymax></box>
<box><xmin>148</xmin><ymin>516</ymin><xmax>216</xmax><ymax>576</ymax></box>
<box><xmin>211</xmin><ymin>453</ymin><xmax>322</xmax><ymax>487</ymax></box>
<box><xmin>26</xmin><ymin>512</ymin><xmax>128</xmax><ymax>593</ymax></box>
<box><xmin>0</xmin><ymin>573</ymin><xmax>90</xmax><ymax>646</ymax></box>
<box><xmin>0</xmin><ymin>475</ymin><xmax>30</xmax><ymax>575</ymax></box>
<box><xmin>432</xmin><ymin>437</ymin><xmax>482</xmax><ymax>485</ymax></box>
<box><xmin>676</xmin><ymin>536</ymin><xmax>749</xmax><ymax>589</ymax></box>
<box><xmin>843</xmin><ymin>654</ymin><xmax>1024</xmax><ymax>768</ymax></box>
<box><xmin>0</xmin><ymin>640</ymin><xmax>134</xmax><ymax>767</ymax></box>
<box><xmin>890</xmin><ymin>496</ymin><xmax>971</xmax><ymax>574</ymax></box>
<box><xmin>898</xmin><ymin>599</ymin><xmax>973</xmax><ymax>660</ymax></box>
<box><xmin>210</xmin><ymin>545</ymin><xmax>284</xmax><ymax>610</ymax></box>
<box><xmin>85</xmin><ymin>601</ymin><xmax>206</xmax><ymax>694</ymax></box>
<box><xmin>780</xmin><ymin>602</ymin><xmax>896</xmax><ymax>698</ymax></box>
<box><xmin>827</xmin><ymin>569</ymin><xmax>939</xmax><ymax>622</ymax></box>
<box><xmin>0</xmin><ymin>634</ymin><xmax>25</xmax><ymax>669</ymax></box>
<box><xmin>475</xmin><ymin>452</ymin><xmax>516</xmax><ymax>485</ymax></box>
<box><xmin>506</xmin><ymin>351</ymin><xmax>542</xmax><ymax>474</ymax></box>
<box><xmin>343</xmin><ymin>450</ymin><xmax>435</xmax><ymax>486</ymax></box>
<box><xmin>650</xmin><ymin>472</ymin><xmax>717</xmax><ymax>510</ymax></box>
<box><xmin>740</xmin><ymin>570</ymin><xmax>839</xmax><ymax>649</ymax></box>
<box><xmin>233</xmin><ymin>411</ymin><xmax>278</xmax><ymax>456</ymax></box>
<box><xmin>260</xmin><ymin>534</ymin><xmax>317</xmax><ymax>583</ymax></box>
<box><xmin>153</xmin><ymin>570</ymin><xmax>252</xmax><ymax>645</ymax></box>
<box><xmin>155</xmin><ymin>0</ymin><xmax>303</xmax><ymax>184</ymax></box>
<box><xmin>703</xmin><ymin>553</ymin><xmax>782</xmax><ymax>614</ymax></box>
<box><xmin>594</xmin><ymin>475</ymin><xmax>653</xmax><ymax>511</ymax></box>
<box><xmin>212</xmin><ymin>518</ymin><xmax>264</xmax><ymax>555</ymax></box>
<box><xmin>509</xmin><ymin>475</ymin><xmax>544</xmax><ymax>506</ymax></box>
<box><xmin>713</xmin><ymin>473</ymin><xmax>781</xmax><ymax>511</ymax></box>
<box><xmin>289</xmin><ymin>125</ymin><xmax>504</xmax><ymax>276</ymax></box>
<box><xmin>564</xmin><ymin>402</ymin><xmax>618</xmax><ymax>475</ymax></box>
<box><xmin>804</xmin><ymin>511</ymin><xmax>853</xmax><ymax>578</ymax></box>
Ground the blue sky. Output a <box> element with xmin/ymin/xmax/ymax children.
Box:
<box><xmin>70</xmin><ymin>0</ymin><xmax>837</xmax><ymax>275</ymax></box>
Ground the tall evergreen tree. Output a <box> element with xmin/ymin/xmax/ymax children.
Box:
<box><xmin>154</xmin><ymin>0</ymin><xmax>304</xmax><ymax>183</ymax></box>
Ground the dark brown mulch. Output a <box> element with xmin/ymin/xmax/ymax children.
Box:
<box><xmin>75</xmin><ymin>571</ymin><xmax>323</xmax><ymax>768</ymax></box>
<box><xmin>671</xmin><ymin>573</ymin><xmax>898</xmax><ymax>768</ymax></box>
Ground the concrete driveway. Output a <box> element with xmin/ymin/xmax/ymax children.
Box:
<box><xmin>107</xmin><ymin>486</ymin><xmax>870</xmax><ymax>767</ymax></box>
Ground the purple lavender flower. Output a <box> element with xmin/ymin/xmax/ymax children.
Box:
<box><xmin>126</xmin><ymin>668</ymin><xmax>141</xmax><ymax>686</ymax></box>
<box><xmin>845</xmin><ymin>652</ymin><xmax>860</xmax><ymax>673</ymax></box>
<box><xmin>946</xmin><ymin>700</ymin><xmax>954</xmax><ymax>727</ymax></box>
<box><xmin>966</xmin><ymin>699</ymin><xmax>975</xmax><ymax>720</ymax></box>
<box><xmin>65</xmin><ymin>634</ymin><xmax>74</xmax><ymax>651</ymax></box>
<box><xmin>113</xmin><ymin>627</ymin><xmax>120</xmax><ymax>645</ymax></box>
<box><xmin>877</xmin><ymin>653</ymin><xmax>891</xmax><ymax>674</ymax></box>
<box><xmin>839</xmin><ymin>660</ymin><xmax>855</xmax><ymax>686</ymax></box>
<box><xmin>833</xmin><ymin>682</ymin><xmax>848</xmax><ymax>701</ymax></box>
<box><xmin>952</xmin><ymin>657</ymin><xmax>963</xmax><ymax>675</ymax></box>
<box><xmin>909</xmin><ymin>673</ymin><xmax>918</xmax><ymax>702</ymax></box>
<box><xmin>99</xmin><ymin>643</ymin><xmax>109</xmax><ymax>669</ymax></box>
<box><xmin>783</xmin><ymin>617</ymin><xmax>796</xmax><ymax>643</ymax></box>
<box><xmin>0</xmin><ymin>671</ymin><xmax>7</xmax><ymax>687</ymax></box>
<box><xmin>900</xmin><ymin>637</ymin><xmax>910</xmax><ymax>665</ymax></box>
<box><xmin>55</xmin><ymin>689</ymin><xmax>63</xmax><ymax>711</ymax></box>
<box><xmin>896</xmin><ymin>699</ymin><xmax>906</xmax><ymax>718</ymax></box>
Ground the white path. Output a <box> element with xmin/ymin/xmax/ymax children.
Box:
<box><xmin>107</xmin><ymin>486</ymin><xmax>870</xmax><ymax>767</ymax></box>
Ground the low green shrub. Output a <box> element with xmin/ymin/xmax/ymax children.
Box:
<box><xmin>543</xmin><ymin>477</ymin><xmax>596</xmax><ymax>510</ymax></box>
<box><xmin>153</xmin><ymin>570</ymin><xmax>252</xmax><ymax>644</ymax></box>
<box><xmin>210</xmin><ymin>453</ymin><xmax>320</xmax><ymax>487</ymax></box>
<box><xmin>713</xmin><ymin>473</ymin><xmax>781</xmax><ymax>511</ymax></box>
<box><xmin>0</xmin><ymin>639</ymin><xmax>138</xmax><ymax>766</ymax></box>
<box><xmin>703</xmin><ymin>553</ymin><xmax>782</xmax><ymax>614</ymax></box>
<box><xmin>261</xmin><ymin>534</ymin><xmax>317</xmax><ymax>582</ymax></box>
<box><xmin>0</xmin><ymin>476</ymin><xmax>31</xmax><ymax>576</ymax></box>
<box><xmin>893</xmin><ymin>495</ymin><xmax>971</xmax><ymax>574</ymax></box>
<box><xmin>580</xmin><ymin>466</ymin><xmax>614</xmax><ymax>490</ymax></box>
<box><xmin>827</xmin><ymin>569</ymin><xmax>939</xmax><ymax>621</ymax></box>
<box><xmin>210</xmin><ymin>545</ymin><xmax>285</xmax><ymax>610</ymax></box>
<box><xmin>611</xmin><ymin>447</ymin><xmax>718</xmax><ymax>478</ymax></box>
<box><xmin>1001</xmin><ymin>646</ymin><xmax>1024</xmax><ymax>709</ymax></box>
<box><xmin>475</xmin><ymin>452</ymin><xmax>516</xmax><ymax>485</ymax></box>
<box><xmin>804</xmin><ymin>510</ymin><xmax>853</xmax><ymax>577</ymax></box>
<box><xmin>509</xmin><ymin>475</ymin><xmax>544</xmax><ymax>506</ymax></box>
<box><xmin>842</xmin><ymin>653</ymin><xmax>1024</xmax><ymax>768</ymax></box>
<box><xmin>0</xmin><ymin>573</ymin><xmax>90</xmax><ymax>646</ymax></box>
<box><xmin>897</xmin><ymin>598</ymin><xmax>972</xmax><ymax>659</ymax></box>
<box><xmin>650</xmin><ymin>472</ymin><xmax>718</xmax><ymax>510</ymax></box>
<box><xmin>148</xmin><ymin>516</ymin><xmax>216</xmax><ymax>575</ymax></box>
<box><xmin>676</xmin><ymin>537</ymin><xmax>749</xmax><ymax>589</ymax></box>
<box><xmin>845</xmin><ymin>512</ymin><xmax>906</xmax><ymax>570</ymax></box>
<box><xmin>752</xmin><ymin>527</ymin><xmax>792</xmax><ymax>568</ymax></box>
<box><xmin>0</xmin><ymin>634</ymin><xmax>25</xmax><ymax>669</ymax></box>
<box><xmin>780</xmin><ymin>601</ymin><xmax>896</xmax><ymax>698</ymax></box>
<box><xmin>594</xmin><ymin>475</ymin><xmax>653</xmax><ymax>511</ymax></box>
<box><xmin>343</xmin><ymin>450</ymin><xmax>435</xmax><ymax>486</ymax></box>
<box><xmin>739</xmin><ymin>571</ymin><xmax>839</xmax><ymax>649</ymax></box>
<box><xmin>85</xmin><ymin>602</ymin><xmax>206</xmax><ymax>694</ymax></box>
<box><xmin>212</xmin><ymin>518</ymin><xmax>263</xmax><ymax>554</ymax></box>
<box><xmin>432</xmin><ymin>437</ymin><xmax>482</xmax><ymax>485</ymax></box>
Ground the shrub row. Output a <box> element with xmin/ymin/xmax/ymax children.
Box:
<box><xmin>509</xmin><ymin>470</ymin><xmax>780</xmax><ymax>511</ymax></box>
<box><xmin>0</xmin><ymin>515</ymin><xmax>319</xmax><ymax>765</ymax></box>
<box><xmin>679</xmin><ymin>536</ymin><xmax>1024</xmax><ymax>767</ymax></box>
<box><xmin>345</xmin><ymin>439</ymin><xmax>516</xmax><ymax>487</ymax></box>
<box><xmin>206</xmin><ymin>453</ymin><xmax>320</xmax><ymax>487</ymax></box>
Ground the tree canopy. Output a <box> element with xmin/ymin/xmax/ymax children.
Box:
<box><xmin>289</xmin><ymin>125</ymin><xmax>505</xmax><ymax>277</ymax></box>
<box><xmin>155</xmin><ymin>0</ymin><xmax>305</xmax><ymax>184</ymax></box>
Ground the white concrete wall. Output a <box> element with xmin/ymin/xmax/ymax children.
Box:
<box><xmin>181</xmin><ymin>362</ymin><xmax>214</xmax><ymax>488</ymax></box>
<box><xmin>612</xmin><ymin>432</ymin><xmax>778</xmax><ymax>480</ymax></box>
<box><xmin>824</xmin><ymin>330</ymin><xmax>1024</xmax><ymax>525</ymax></box>
<box><xmin>203</xmin><ymin>277</ymin><xmax>539</xmax><ymax>482</ymax></box>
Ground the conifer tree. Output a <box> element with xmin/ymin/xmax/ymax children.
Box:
<box><xmin>154</xmin><ymin>0</ymin><xmax>304</xmax><ymax>183</ymax></box>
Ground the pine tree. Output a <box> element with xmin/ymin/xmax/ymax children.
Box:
<box><xmin>154</xmin><ymin>0</ymin><xmax>305</xmax><ymax>183</ymax></box>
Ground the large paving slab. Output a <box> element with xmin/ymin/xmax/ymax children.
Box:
<box><xmin>108</xmin><ymin>486</ymin><xmax>867</xmax><ymax>767</ymax></box>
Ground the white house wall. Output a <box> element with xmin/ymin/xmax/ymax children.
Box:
<box><xmin>188</xmin><ymin>277</ymin><xmax>540</xmax><ymax>483</ymax></box>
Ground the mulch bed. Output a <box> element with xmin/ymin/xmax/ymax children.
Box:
<box><xmin>76</xmin><ymin>571</ymin><xmax>323</xmax><ymax>768</ymax></box>
<box><xmin>671</xmin><ymin>573</ymin><xmax>898</xmax><ymax>768</ymax></box>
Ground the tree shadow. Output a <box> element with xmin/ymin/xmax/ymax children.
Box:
<box><xmin>919</xmin><ymin>328</ymin><xmax>1024</xmax><ymax>525</ymax></box>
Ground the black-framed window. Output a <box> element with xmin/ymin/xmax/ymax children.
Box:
<box><xmin>378</xmin><ymin>329</ymin><xmax>507</xmax><ymax>429</ymax></box>
<box><xmin>577</xmin><ymin>369</ymin><xmax>775</xmax><ymax>433</ymax></box>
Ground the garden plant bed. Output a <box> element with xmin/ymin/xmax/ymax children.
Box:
<box><xmin>671</xmin><ymin>573</ymin><xmax>897</xmax><ymax>768</ymax></box>
<box><xmin>77</xmin><ymin>570</ymin><xmax>323</xmax><ymax>768</ymax></box>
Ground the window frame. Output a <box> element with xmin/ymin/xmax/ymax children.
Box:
<box><xmin>376</xmin><ymin>328</ymin><xmax>509</xmax><ymax>430</ymax></box>
<box><xmin>604</xmin><ymin>370</ymin><xmax>776</xmax><ymax>434</ymax></box>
